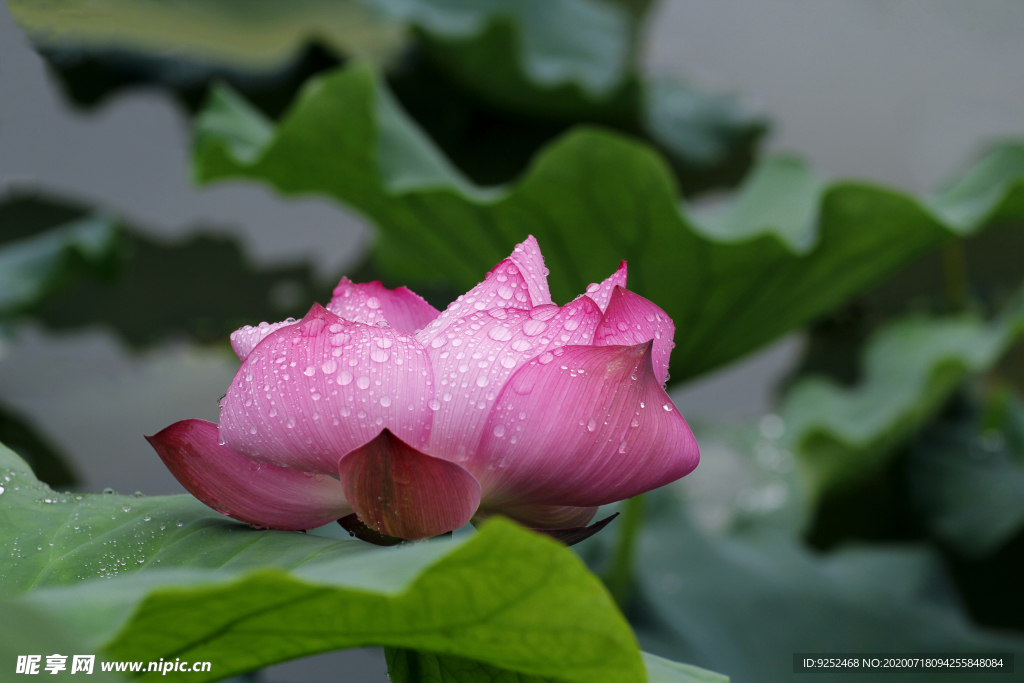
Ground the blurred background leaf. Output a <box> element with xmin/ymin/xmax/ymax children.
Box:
<box><xmin>10</xmin><ymin>0</ymin><xmax>766</xmax><ymax>196</ymax></box>
<box><xmin>193</xmin><ymin>65</ymin><xmax>1024</xmax><ymax>385</ymax></box>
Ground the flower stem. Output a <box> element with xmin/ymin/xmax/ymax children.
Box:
<box><xmin>604</xmin><ymin>493</ymin><xmax>647</xmax><ymax>609</ymax></box>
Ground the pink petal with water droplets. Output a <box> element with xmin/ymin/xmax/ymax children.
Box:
<box><xmin>415</xmin><ymin>258</ymin><xmax>533</xmax><ymax>348</ymax></box>
<box><xmin>219</xmin><ymin>304</ymin><xmax>434</xmax><ymax>474</ymax></box>
<box><xmin>327</xmin><ymin>278</ymin><xmax>440</xmax><ymax>334</ymax></box>
<box><xmin>473</xmin><ymin>342</ymin><xmax>699</xmax><ymax>508</ymax></box>
<box><xmin>147</xmin><ymin>419</ymin><xmax>351</xmax><ymax>530</ymax></box>
<box><xmin>423</xmin><ymin>294</ymin><xmax>602</xmax><ymax>463</ymax></box>
<box><xmin>481</xmin><ymin>503</ymin><xmax>597</xmax><ymax>529</ymax></box>
<box><xmin>230</xmin><ymin>319</ymin><xmax>298</xmax><ymax>361</ymax></box>
<box><xmin>509</xmin><ymin>235</ymin><xmax>553</xmax><ymax>306</ymax></box>
<box><xmin>594</xmin><ymin>286</ymin><xmax>675</xmax><ymax>384</ymax></box>
<box><xmin>338</xmin><ymin>429</ymin><xmax>481</xmax><ymax>540</ymax></box>
<box><xmin>582</xmin><ymin>260</ymin><xmax>627</xmax><ymax>312</ymax></box>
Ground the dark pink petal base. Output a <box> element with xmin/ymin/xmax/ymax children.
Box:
<box><xmin>337</xmin><ymin>429</ymin><xmax>481</xmax><ymax>540</ymax></box>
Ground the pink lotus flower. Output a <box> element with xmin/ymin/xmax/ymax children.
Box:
<box><xmin>147</xmin><ymin>237</ymin><xmax>699</xmax><ymax>542</ymax></box>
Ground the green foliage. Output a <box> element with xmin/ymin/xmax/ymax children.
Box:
<box><xmin>0</xmin><ymin>444</ymin><xmax>725</xmax><ymax>682</ymax></box>
<box><xmin>0</xmin><ymin>401</ymin><xmax>78</xmax><ymax>489</ymax></box>
<box><xmin>783</xmin><ymin>303</ymin><xmax>1024</xmax><ymax>498</ymax></box>
<box><xmin>7</xmin><ymin>0</ymin><xmax>404</xmax><ymax>68</ymax></box>
<box><xmin>0</xmin><ymin>601</ymin><xmax>124</xmax><ymax>681</ymax></box>
<box><xmin>194</xmin><ymin>65</ymin><xmax>1024</xmax><ymax>383</ymax></box>
<box><xmin>909</xmin><ymin>391</ymin><xmax>1024</xmax><ymax>557</ymax></box>
<box><xmin>0</xmin><ymin>193</ymin><xmax>337</xmax><ymax>348</ymax></box>
<box><xmin>0</xmin><ymin>197</ymin><xmax>120</xmax><ymax>318</ymax></box>
<box><xmin>576</xmin><ymin>493</ymin><xmax>1024</xmax><ymax>683</ymax></box>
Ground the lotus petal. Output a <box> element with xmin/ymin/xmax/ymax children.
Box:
<box><xmin>147</xmin><ymin>419</ymin><xmax>350</xmax><ymax>530</ymax></box>
<box><xmin>219</xmin><ymin>304</ymin><xmax>434</xmax><ymax>474</ymax></box>
<box><xmin>423</xmin><ymin>294</ymin><xmax>602</xmax><ymax>463</ymax></box>
<box><xmin>474</xmin><ymin>342</ymin><xmax>699</xmax><ymax>507</ymax></box>
<box><xmin>230</xmin><ymin>319</ymin><xmax>297</xmax><ymax>361</ymax></box>
<box><xmin>416</xmin><ymin>258</ymin><xmax>533</xmax><ymax>349</ymax></box>
<box><xmin>509</xmin><ymin>235</ymin><xmax>553</xmax><ymax>306</ymax></box>
<box><xmin>338</xmin><ymin>429</ymin><xmax>481</xmax><ymax>540</ymax></box>
<box><xmin>582</xmin><ymin>260</ymin><xmax>627</xmax><ymax>312</ymax></box>
<box><xmin>480</xmin><ymin>503</ymin><xmax>598</xmax><ymax>529</ymax></box>
<box><xmin>594</xmin><ymin>286</ymin><xmax>675</xmax><ymax>384</ymax></box>
<box><xmin>328</xmin><ymin>278</ymin><xmax>439</xmax><ymax>334</ymax></box>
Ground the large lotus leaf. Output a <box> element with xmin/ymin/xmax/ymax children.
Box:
<box><xmin>908</xmin><ymin>391</ymin><xmax>1024</xmax><ymax>558</ymax></box>
<box><xmin>7</xmin><ymin>0</ymin><xmax>404</xmax><ymax>69</ymax></box>
<box><xmin>620</xmin><ymin>497</ymin><xmax>1024</xmax><ymax>683</ymax></box>
<box><xmin>673</xmin><ymin>421</ymin><xmax>809</xmax><ymax>538</ymax></box>
<box><xmin>3</xmin><ymin>192</ymin><xmax>338</xmax><ymax>348</ymax></box>
<box><xmin>193</xmin><ymin>65</ymin><xmax>1024</xmax><ymax>383</ymax></box>
<box><xmin>0</xmin><ymin>203</ymin><xmax>120</xmax><ymax>318</ymax></box>
<box><xmin>0</xmin><ymin>601</ymin><xmax>124</xmax><ymax>681</ymax></box>
<box><xmin>0</xmin><ymin>401</ymin><xmax>78</xmax><ymax>489</ymax></box>
<box><xmin>1</xmin><ymin>444</ymin><xmax>709</xmax><ymax>683</ymax></box>
<box><xmin>782</xmin><ymin>303</ymin><xmax>1024</xmax><ymax>499</ymax></box>
<box><xmin>379</xmin><ymin>0</ymin><xmax>632</xmax><ymax>103</ymax></box>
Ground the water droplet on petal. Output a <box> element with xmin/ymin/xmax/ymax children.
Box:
<box><xmin>523</xmin><ymin>320</ymin><xmax>547</xmax><ymax>336</ymax></box>
<box><xmin>488</xmin><ymin>326</ymin><xmax>513</xmax><ymax>341</ymax></box>
<box><xmin>380</xmin><ymin>396</ymin><xmax>392</xmax><ymax>407</ymax></box>
<box><xmin>493</xmin><ymin>424</ymin><xmax>506</xmax><ymax>437</ymax></box>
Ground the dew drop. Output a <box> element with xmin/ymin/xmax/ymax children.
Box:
<box><xmin>380</xmin><ymin>396</ymin><xmax>392</xmax><ymax>407</ymax></box>
<box><xmin>366</xmin><ymin>297</ymin><xmax>381</xmax><ymax>309</ymax></box>
<box><xmin>356</xmin><ymin>376</ymin><xmax>371</xmax><ymax>389</ymax></box>
<box><xmin>321</xmin><ymin>359</ymin><xmax>338</xmax><ymax>374</ymax></box>
<box><xmin>370</xmin><ymin>348</ymin><xmax>390</xmax><ymax>363</ymax></box>
<box><xmin>338</xmin><ymin>371</ymin><xmax>353</xmax><ymax>386</ymax></box>
<box><xmin>523</xmin><ymin>320</ymin><xmax>548</xmax><ymax>336</ymax></box>
<box><xmin>493</xmin><ymin>424</ymin><xmax>506</xmax><ymax>437</ymax></box>
<box><xmin>488</xmin><ymin>326</ymin><xmax>513</xmax><ymax>341</ymax></box>
<box><xmin>586</xmin><ymin>418</ymin><xmax>597</xmax><ymax>432</ymax></box>
<box><xmin>303</xmin><ymin>366</ymin><xmax>316</xmax><ymax>377</ymax></box>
